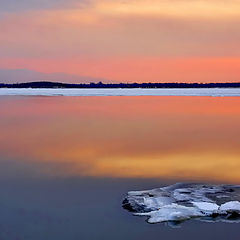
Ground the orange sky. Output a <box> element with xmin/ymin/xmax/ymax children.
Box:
<box><xmin>1</xmin><ymin>96</ymin><xmax>240</xmax><ymax>183</ymax></box>
<box><xmin>1</xmin><ymin>57</ymin><xmax>240</xmax><ymax>82</ymax></box>
<box><xmin>0</xmin><ymin>0</ymin><xmax>240</xmax><ymax>82</ymax></box>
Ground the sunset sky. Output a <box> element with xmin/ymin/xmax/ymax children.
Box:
<box><xmin>0</xmin><ymin>0</ymin><xmax>240</xmax><ymax>83</ymax></box>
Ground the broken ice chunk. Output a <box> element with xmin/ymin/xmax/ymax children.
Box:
<box><xmin>220</xmin><ymin>201</ymin><xmax>240</xmax><ymax>213</ymax></box>
<box><xmin>123</xmin><ymin>183</ymin><xmax>240</xmax><ymax>225</ymax></box>
<box><xmin>136</xmin><ymin>203</ymin><xmax>204</xmax><ymax>223</ymax></box>
<box><xmin>192</xmin><ymin>202</ymin><xmax>219</xmax><ymax>213</ymax></box>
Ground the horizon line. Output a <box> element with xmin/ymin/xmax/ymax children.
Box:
<box><xmin>1</xmin><ymin>80</ymin><xmax>240</xmax><ymax>84</ymax></box>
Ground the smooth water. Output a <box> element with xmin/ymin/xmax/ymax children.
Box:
<box><xmin>0</xmin><ymin>96</ymin><xmax>240</xmax><ymax>239</ymax></box>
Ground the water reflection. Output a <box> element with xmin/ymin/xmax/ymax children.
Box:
<box><xmin>0</xmin><ymin>96</ymin><xmax>240</xmax><ymax>182</ymax></box>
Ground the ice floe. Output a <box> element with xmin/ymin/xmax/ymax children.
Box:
<box><xmin>123</xmin><ymin>183</ymin><xmax>240</xmax><ymax>225</ymax></box>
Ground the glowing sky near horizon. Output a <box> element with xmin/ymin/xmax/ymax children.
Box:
<box><xmin>0</xmin><ymin>0</ymin><xmax>240</xmax><ymax>82</ymax></box>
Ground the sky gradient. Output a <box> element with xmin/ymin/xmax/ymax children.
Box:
<box><xmin>0</xmin><ymin>0</ymin><xmax>240</xmax><ymax>82</ymax></box>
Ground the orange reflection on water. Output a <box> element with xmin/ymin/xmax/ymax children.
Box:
<box><xmin>0</xmin><ymin>96</ymin><xmax>240</xmax><ymax>183</ymax></box>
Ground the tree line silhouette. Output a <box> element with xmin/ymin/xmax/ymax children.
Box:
<box><xmin>0</xmin><ymin>81</ymin><xmax>240</xmax><ymax>88</ymax></box>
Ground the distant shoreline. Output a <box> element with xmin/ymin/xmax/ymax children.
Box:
<box><xmin>1</xmin><ymin>81</ymin><xmax>240</xmax><ymax>89</ymax></box>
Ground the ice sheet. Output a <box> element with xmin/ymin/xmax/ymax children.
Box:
<box><xmin>1</xmin><ymin>88</ymin><xmax>240</xmax><ymax>96</ymax></box>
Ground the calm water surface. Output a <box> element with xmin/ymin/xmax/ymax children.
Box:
<box><xmin>0</xmin><ymin>96</ymin><xmax>240</xmax><ymax>239</ymax></box>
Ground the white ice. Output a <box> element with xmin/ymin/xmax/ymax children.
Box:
<box><xmin>123</xmin><ymin>183</ymin><xmax>240</xmax><ymax>224</ymax></box>
<box><xmin>136</xmin><ymin>204</ymin><xmax>203</xmax><ymax>223</ymax></box>
<box><xmin>220</xmin><ymin>201</ymin><xmax>240</xmax><ymax>212</ymax></box>
<box><xmin>1</xmin><ymin>88</ymin><xmax>240</xmax><ymax>96</ymax></box>
<box><xmin>192</xmin><ymin>202</ymin><xmax>219</xmax><ymax>212</ymax></box>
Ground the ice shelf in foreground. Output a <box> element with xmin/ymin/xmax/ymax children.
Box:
<box><xmin>1</xmin><ymin>88</ymin><xmax>240</xmax><ymax>96</ymax></box>
<box><xmin>122</xmin><ymin>183</ymin><xmax>240</xmax><ymax>225</ymax></box>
